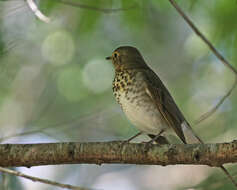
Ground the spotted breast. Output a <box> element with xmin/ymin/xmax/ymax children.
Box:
<box><xmin>112</xmin><ymin>69</ymin><xmax>168</xmax><ymax>135</ymax></box>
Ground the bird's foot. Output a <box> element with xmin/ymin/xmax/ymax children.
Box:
<box><xmin>120</xmin><ymin>139</ymin><xmax>130</xmax><ymax>145</ymax></box>
<box><xmin>148</xmin><ymin>134</ymin><xmax>169</xmax><ymax>145</ymax></box>
<box><xmin>144</xmin><ymin>139</ymin><xmax>155</xmax><ymax>151</ymax></box>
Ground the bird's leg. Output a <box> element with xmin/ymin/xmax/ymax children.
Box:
<box><xmin>148</xmin><ymin>134</ymin><xmax>169</xmax><ymax>145</ymax></box>
<box><xmin>124</xmin><ymin>132</ymin><xmax>142</xmax><ymax>143</ymax></box>
<box><xmin>145</xmin><ymin>130</ymin><xmax>165</xmax><ymax>150</ymax></box>
<box><xmin>148</xmin><ymin>130</ymin><xmax>165</xmax><ymax>144</ymax></box>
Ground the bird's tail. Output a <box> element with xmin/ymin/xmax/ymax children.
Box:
<box><xmin>181</xmin><ymin>121</ymin><xmax>204</xmax><ymax>144</ymax></box>
<box><xmin>181</xmin><ymin>121</ymin><xmax>237</xmax><ymax>187</ymax></box>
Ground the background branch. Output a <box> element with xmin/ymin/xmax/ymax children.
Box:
<box><xmin>57</xmin><ymin>0</ymin><xmax>137</xmax><ymax>13</ymax></box>
<box><xmin>0</xmin><ymin>167</ymin><xmax>89</xmax><ymax>190</ymax></box>
<box><xmin>0</xmin><ymin>141</ymin><xmax>237</xmax><ymax>167</ymax></box>
<box><xmin>168</xmin><ymin>0</ymin><xmax>237</xmax><ymax>124</ymax></box>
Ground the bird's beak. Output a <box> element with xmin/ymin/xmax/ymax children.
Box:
<box><xmin>106</xmin><ymin>56</ymin><xmax>112</xmax><ymax>60</ymax></box>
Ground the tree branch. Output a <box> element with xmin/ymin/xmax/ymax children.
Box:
<box><xmin>0</xmin><ymin>141</ymin><xmax>237</xmax><ymax>167</ymax></box>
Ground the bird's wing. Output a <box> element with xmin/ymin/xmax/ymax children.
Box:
<box><xmin>142</xmin><ymin>69</ymin><xmax>187</xmax><ymax>144</ymax></box>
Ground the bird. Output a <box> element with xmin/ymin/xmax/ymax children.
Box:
<box><xmin>106</xmin><ymin>46</ymin><xmax>187</xmax><ymax>144</ymax></box>
<box><xmin>106</xmin><ymin>46</ymin><xmax>237</xmax><ymax>186</ymax></box>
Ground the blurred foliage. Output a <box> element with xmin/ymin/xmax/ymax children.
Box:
<box><xmin>0</xmin><ymin>0</ymin><xmax>237</xmax><ymax>189</ymax></box>
<box><xmin>192</xmin><ymin>166</ymin><xmax>237</xmax><ymax>190</ymax></box>
<box><xmin>0</xmin><ymin>170</ymin><xmax>24</xmax><ymax>190</ymax></box>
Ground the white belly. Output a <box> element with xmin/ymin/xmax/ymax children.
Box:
<box><xmin>119</xmin><ymin>92</ymin><xmax>168</xmax><ymax>135</ymax></box>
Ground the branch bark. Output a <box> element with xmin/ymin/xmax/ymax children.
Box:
<box><xmin>1</xmin><ymin>141</ymin><xmax>237</xmax><ymax>167</ymax></box>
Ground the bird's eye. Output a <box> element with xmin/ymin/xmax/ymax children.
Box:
<box><xmin>114</xmin><ymin>52</ymin><xmax>118</xmax><ymax>58</ymax></box>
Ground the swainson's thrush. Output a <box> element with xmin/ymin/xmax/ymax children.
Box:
<box><xmin>106</xmin><ymin>46</ymin><xmax>187</xmax><ymax>143</ymax></box>
<box><xmin>106</xmin><ymin>46</ymin><xmax>237</xmax><ymax>187</ymax></box>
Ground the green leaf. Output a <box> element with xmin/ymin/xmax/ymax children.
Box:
<box><xmin>39</xmin><ymin>0</ymin><xmax>59</xmax><ymax>14</ymax></box>
<box><xmin>121</xmin><ymin>0</ymin><xmax>145</xmax><ymax>29</ymax></box>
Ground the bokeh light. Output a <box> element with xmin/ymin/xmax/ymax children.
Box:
<box><xmin>57</xmin><ymin>64</ymin><xmax>89</xmax><ymax>102</ymax></box>
<box><xmin>82</xmin><ymin>59</ymin><xmax>114</xmax><ymax>94</ymax></box>
<box><xmin>41</xmin><ymin>30</ymin><xmax>75</xmax><ymax>65</ymax></box>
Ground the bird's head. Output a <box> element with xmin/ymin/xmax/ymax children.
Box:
<box><xmin>106</xmin><ymin>46</ymin><xmax>148</xmax><ymax>71</ymax></box>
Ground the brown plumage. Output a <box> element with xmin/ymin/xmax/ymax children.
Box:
<box><xmin>107</xmin><ymin>46</ymin><xmax>187</xmax><ymax>144</ymax></box>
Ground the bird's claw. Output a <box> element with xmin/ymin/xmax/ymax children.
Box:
<box><xmin>120</xmin><ymin>140</ymin><xmax>130</xmax><ymax>146</ymax></box>
<box><xmin>144</xmin><ymin>141</ymin><xmax>154</xmax><ymax>152</ymax></box>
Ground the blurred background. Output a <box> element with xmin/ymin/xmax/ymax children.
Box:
<box><xmin>0</xmin><ymin>0</ymin><xmax>237</xmax><ymax>189</ymax></box>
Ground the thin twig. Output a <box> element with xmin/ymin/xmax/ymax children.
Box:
<box><xmin>0</xmin><ymin>40</ymin><xmax>20</xmax><ymax>55</ymax></box>
<box><xmin>57</xmin><ymin>0</ymin><xmax>137</xmax><ymax>13</ymax></box>
<box><xmin>0</xmin><ymin>129</ymin><xmax>44</xmax><ymax>142</ymax></box>
<box><xmin>0</xmin><ymin>0</ymin><xmax>23</xmax><ymax>1</ymax></box>
<box><xmin>2</xmin><ymin>3</ymin><xmax>27</xmax><ymax>18</ymax></box>
<box><xmin>0</xmin><ymin>107</ymin><xmax>113</xmax><ymax>142</ymax></box>
<box><xmin>0</xmin><ymin>167</ymin><xmax>90</xmax><ymax>190</ymax></box>
<box><xmin>168</xmin><ymin>0</ymin><xmax>237</xmax><ymax>75</ymax></box>
<box><xmin>168</xmin><ymin>0</ymin><xmax>237</xmax><ymax>123</ymax></box>
<box><xmin>26</xmin><ymin>0</ymin><xmax>50</xmax><ymax>23</ymax></box>
<box><xmin>194</xmin><ymin>76</ymin><xmax>237</xmax><ymax>124</ymax></box>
